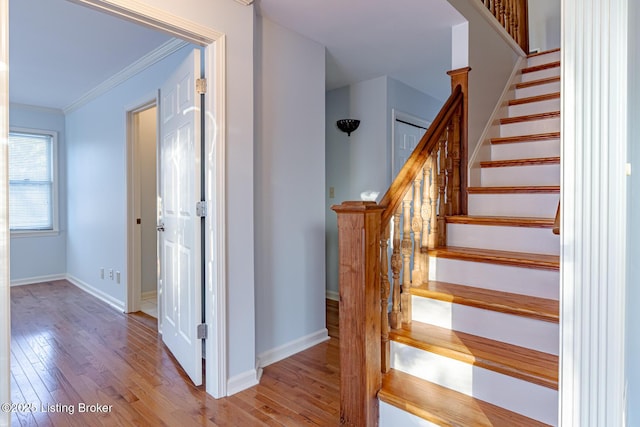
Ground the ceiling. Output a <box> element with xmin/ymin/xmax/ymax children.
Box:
<box><xmin>9</xmin><ymin>0</ymin><xmax>466</xmax><ymax>111</ymax></box>
<box><xmin>256</xmin><ymin>0</ymin><xmax>466</xmax><ymax>100</ymax></box>
<box><xmin>9</xmin><ymin>0</ymin><xmax>173</xmax><ymax>110</ymax></box>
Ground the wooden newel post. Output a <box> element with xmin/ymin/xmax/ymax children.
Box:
<box><xmin>332</xmin><ymin>201</ymin><xmax>383</xmax><ymax>427</ymax></box>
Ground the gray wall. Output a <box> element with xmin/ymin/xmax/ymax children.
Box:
<box><xmin>528</xmin><ymin>0</ymin><xmax>561</xmax><ymax>52</ymax></box>
<box><xmin>254</xmin><ymin>17</ymin><xmax>327</xmax><ymax>358</ymax></box>
<box><xmin>325</xmin><ymin>77</ymin><xmax>443</xmax><ymax>298</ymax></box>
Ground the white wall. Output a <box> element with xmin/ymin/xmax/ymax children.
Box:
<box><xmin>528</xmin><ymin>0</ymin><xmax>560</xmax><ymax>52</ymax></box>
<box><xmin>627</xmin><ymin>0</ymin><xmax>640</xmax><ymax>422</ymax></box>
<box><xmin>325</xmin><ymin>77</ymin><xmax>443</xmax><ymax>297</ymax></box>
<box><xmin>254</xmin><ymin>17</ymin><xmax>327</xmax><ymax>359</ymax></box>
<box><xmin>447</xmin><ymin>0</ymin><xmax>520</xmax><ymax>157</ymax></box>
<box><xmin>9</xmin><ymin>105</ymin><xmax>66</xmax><ymax>282</ymax></box>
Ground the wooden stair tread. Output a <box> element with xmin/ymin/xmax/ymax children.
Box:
<box><xmin>480</xmin><ymin>156</ymin><xmax>560</xmax><ymax>168</ymax></box>
<box><xmin>509</xmin><ymin>92</ymin><xmax>560</xmax><ymax>106</ymax></box>
<box><xmin>500</xmin><ymin>110</ymin><xmax>560</xmax><ymax>124</ymax></box>
<box><xmin>410</xmin><ymin>281</ymin><xmax>559</xmax><ymax>323</ymax></box>
<box><xmin>468</xmin><ymin>185</ymin><xmax>560</xmax><ymax>194</ymax></box>
<box><xmin>527</xmin><ymin>47</ymin><xmax>560</xmax><ymax>58</ymax></box>
<box><xmin>491</xmin><ymin>132</ymin><xmax>560</xmax><ymax>144</ymax></box>
<box><xmin>379</xmin><ymin>369</ymin><xmax>553</xmax><ymax>426</ymax></box>
<box><xmin>390</xmin><ymin>321</ymin><xmax>558</xmax><ymax>388</ymax></box>
<box><xmin>522</xmin><ymin>61</ymin><xmax>560</xmax><ymax>74</ymax></box>
<box><xmin>427</xmin><ymin>246</ymin><xmax>560</xmax><ymax>271</ymax></box>
<box><xmin>446</xmin><ymin>215</ymin><xmax>555</xmax><ymax>228</ymax></box>
<box><xmin>516</xmin><ymin>76</ymin><xmax>560</xmax><ymax>90</ymax></box>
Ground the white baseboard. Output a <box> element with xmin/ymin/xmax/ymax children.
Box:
<box><xmin>257</xmin><ymin>328</ymin><xmax>330</xmax><ymax>369</ymax></box>
<box><xmin>10</xmin><ymin>274</ymin><xmax>66</xmax><ymax>287</ymax></box>
<box><xmin>141</xmin><ymin>290</ymin><xmax>157</xmax><ymax>300</ymax></box>
<box><xmin>326</xmin><ymin>290</ymin><xmax>339</xmax><ymax>301</ymax></box>
<box><xmin>226</xmin><ymin>369</ymin><xmax>260</xmax><ymax>396</ymax></box>
<box><xmin>66</xmin><ymin>274</ymin><xmax>125</xmax><ymax>312</ymax></box>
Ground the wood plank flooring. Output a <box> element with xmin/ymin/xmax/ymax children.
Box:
<box><xmin>9</xmin><ymin>280</ymin><xmax>340</xmax><ymax>426</ymax></box>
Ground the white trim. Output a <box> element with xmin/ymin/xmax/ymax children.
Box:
<box><xmin>467</xmin><ymin>0</ymin><xmax>526</xmax><ymax>56</ymax></box>
<box><xmin>10</xmin><ymin>274</ymin><xmax>66</xmax><ymax>287</ymax></box>
<box><xmin>66</xmin><ymin>274</ymin><xmax>126</xmax><ymax>312</ymax></box>
<box><xmin>66</xmin><ymin>0</ymin><xmax>222</xmax><ymax>45</ymax></box>
<box><xmin>125</xmin><ymin>98</ymin><xmax>157</xmax><ymax>314</ymax></box>
<box><xmin>233</xmin><ymin>0</ymin><xmax>254</xmax><ymax>5</ymax></box>
<box><xmin>326</xmin><ymin>290</ymin><xmax>339</xmax><ymax>301</ymax></box>
<box><xmin>9</xmin><ymin>103</ymin><xmax>64</xmax><ymax>115</ymax></box>
<box><xmin>256</xmin><ymin>329</ymin><xmax>330</xmax><ymax>369</ymax></box>
<box><xmin>64</xmin><ymin>39</ymin><xmax>188</xmax><ymax>114</ymax></box>
<box><xmin>561</xmin><ymin>0</ymin><xmax>628</xmax><ymax>425</ymax></box>
<box><xmin>8</xmin><ymin>127</ymin><xmax>60</xmax><ymax>235</ymax></box>
<box><xmin>141</xmin><ymin>290</ymin><xmax>157</xmax><ymax>300</ymax></box>
<box><xmin>64</xmin><ymin>0</ymin><xmax>228</xmax><ymax>400</ymax></box>
<box><xmin>204</xmin><ymin>39</ymin><xmax>228</xmax><ymax>399</ymax></box>
<box><xmin>468</xmin><ymin>56</ymin><xmax>525</xmax><ymax>187</ymax></box>
<box><xmin>391</xmin><ymin>108</ymin><xmax>432</xmax><ymax>181</ymax></box>
<box><xmin>226</xmin><ymin>369</ymin><xmax>260</xmax><ymax>396</ymax></box>
<box><xmin>0</xmin><ymin>1</ymin><xmax>9</xmax><ymax>425</ymax></box>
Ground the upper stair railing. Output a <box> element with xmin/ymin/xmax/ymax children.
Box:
<box><xmin>480</xmin><ymin>0</ymin><xmax>529</xmax><ymax>53</ymax></box>
<box><xmin>332</xmin><ymin>68</ymin><xmax>469</xmax><ymax>426</ymax></box>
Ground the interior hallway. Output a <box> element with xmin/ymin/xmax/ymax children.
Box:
<box><xmin>9</xmin><ymin>280</ymin><xmax>340</xmax><ymax>426</ymax></box>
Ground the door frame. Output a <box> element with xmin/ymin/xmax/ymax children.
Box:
<box><xmin>390</xmin><ymin>108</ymin><xmax>430</xmax><ymax>180</ymax></box>
<box><xmin>60</xmin><ymin>0</ymin><xmax>227</xmax><ymax>399</ymax></box>
<box><xmin>126</xmin><ymin>98</ymin><xmax>158</xmax><ymax>316</ymax></box>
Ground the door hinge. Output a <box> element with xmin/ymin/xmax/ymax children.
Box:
<box><xmin>196</xmin><ymin>201</ymin><xmax>207</xmax><ymax>217</ymax></box>
<box><xmin>196</xmin><ymin>78</ymin><xmax>207</xmax><ymax>95</ymax></box>
<box><xmin>197</xmin><ymin>323</ymin><xmax>208</xmax><ymax>340</ymax></box>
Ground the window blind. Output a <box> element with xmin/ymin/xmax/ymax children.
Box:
<box><xmin>9</xmin><ymin>131</ymin><xmax>54</xmax><ymax>231</ymax></box>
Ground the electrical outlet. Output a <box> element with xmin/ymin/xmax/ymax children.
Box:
<box><xmin>109</xmin><ymin>269</ymin><xmax>114</xmax><ymax>280</ymax></box>
<box><xmin>116</xmin><ymin>271</ymin><xmax>121</xmax><ymax>284</ymax></box>
<box><xmin>100</xmin><ymin>267</ymin><xmax>104</xmax><ymax>279</ymax></box>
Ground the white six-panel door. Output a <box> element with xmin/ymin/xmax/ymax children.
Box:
<box><xmin>158</xmin><ymin>49</ymin><xmax>203</xmax><ymax>386</ymax></box>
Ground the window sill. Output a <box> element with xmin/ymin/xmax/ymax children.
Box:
<box><xmin>10</xmin><ymin>230</ymin><xmax>60</xmax><ymax>239</ymax></box>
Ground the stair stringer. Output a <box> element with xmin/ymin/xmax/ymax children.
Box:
<box><xmin>468</xmin><ymin>55</ymin><xmax>526</xmax><ymax>187</ymax></box>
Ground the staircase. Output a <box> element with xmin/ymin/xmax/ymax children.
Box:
<box><xmin>378</xmin><ymin>49</ymin><xmax>561</xmax><ymax>426</ymax></box>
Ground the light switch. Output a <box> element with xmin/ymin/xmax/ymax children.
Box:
<box><xmin>329</xmin><ymin>187</ymin><xmax>335</xmax><ymax>198</ymax></box>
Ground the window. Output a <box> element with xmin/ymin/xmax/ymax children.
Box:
<box><xmin>9</xmin><ymin>129</ymin><xmax>58</xmax><ymax>234</ymax></box>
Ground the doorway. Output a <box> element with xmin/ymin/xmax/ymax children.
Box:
<box><xmin>127</xmin><ymin>102</ymin><xmax>158</xmax><ymax>319</ymax></box>
<box><xmin>391</xmin><ymin>109</ymin><xmax>431</xmax><ymax>179</ymax></box>
<box><xmin>0</xmin><ymin>1</ymin><xmax>229</xmax><ymax>414</ymax></box>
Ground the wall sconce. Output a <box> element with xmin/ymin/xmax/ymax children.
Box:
<box><xmin>336</xmin><ymin>119</ymin><xmax>360</xmax><ymax>136</ymax></box>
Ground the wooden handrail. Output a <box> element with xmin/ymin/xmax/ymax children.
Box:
<box><xmin>332</xmin><ymin>69</ymin><xmax>469</xmax><ymax>426</ymax></box>
<box><xmin>379</xmin><ymin>85</ymin><xmax>463</xmax><ymax>226</ymax></box>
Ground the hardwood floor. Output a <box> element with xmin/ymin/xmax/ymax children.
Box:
<box><xmin>9</xmin><ymin>281</ymin><xmax>340</xmax><ymax>426</ymax></box>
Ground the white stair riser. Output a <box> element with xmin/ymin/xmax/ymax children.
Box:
<box><xmin>481</xmin><ymin>164</ymin><xmax>560</xmax><ymax>186</ymax></box>
<box><xmin>446</xmin><ymin>223</ymin><xmax>560</xmax><ymax>255</ymax></box>
<box><xmin>527</xmin><ymin>50</ymin><xmax>561</xmax><ymax>67</ymax></box>
<box><xmin>516</xmin><ymin>80</ymin><xmax>561</xmax><ymax>99</ymax></box>
<box><xmin>380</xmin><ymin>402</ymin><xmax>439</xmax><ymax>427</ymax></box>
<box><xmin>468</xmin><ymin>193</ymin><xmax>559</xmax><ymax>217</ymax></box>
<box><xmin>428</xmin><ymin>257</ymin><xmax>558</xmax><ymax>300</ymax></box>
<box><xmin>391</xmin><ymin>342</ymin><xmax>558</xmax><ymax>425</ymax></box>
<box><xmin>491</xmin><ymin>139</ymin><xmax>560</xmax><ymax>161</ymax></box>
<box><xmin>411</xmin><ymin>296</ymin><xmax>559</xmax><ymax>355</ymax></box>
<box><xmin>521</xmin><ymin>66</ymin><xmax>560</xmax><ymax>82</ymax></box>
<box><xmin>500</xmin><ymin>117</ymin><xmax>560</xmax><ymax>137</ymax></box>
<box><xmin>509</xmin><ymin>98</ymin><xmax>560</xmax><ymax>117</ymax></box>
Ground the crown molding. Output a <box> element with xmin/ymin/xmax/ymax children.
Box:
<box><xmin>63</xmin><ymin>38</ymin><xmax>188</xmax><ymax>114</ymax></box>
<box><xmin>9</xmin><ymin>103</ymin><xmax>64</xmax><ymax>115</ymax></box>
